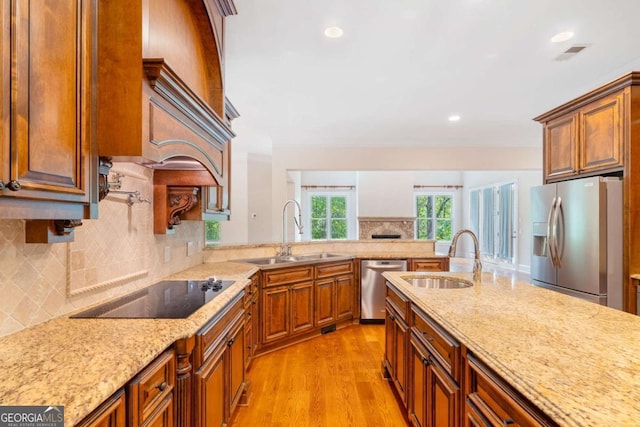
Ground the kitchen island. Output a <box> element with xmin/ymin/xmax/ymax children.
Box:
<box><xmin>383</xmin><ymin>270</ymin><xmax>640</xmax><ymax>426</ymax></box>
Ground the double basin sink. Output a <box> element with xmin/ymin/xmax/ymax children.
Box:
<box><xmin>236</xmin><ymin>252</ymin><xmax>352</xmax><ymax>269</ymax></box>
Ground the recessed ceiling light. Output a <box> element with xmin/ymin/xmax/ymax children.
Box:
<box><xmin>324</xmin><ymin>26</ymin><xmax>344</xmax><ymax>38</ymax></box>
<box><xmin>551</xmin><ymin>31</ymin><xmax>574</xmax><ymax>43</ymax></box>
<box><xmin>448</xmin><ymin>115</ymin><xmax>461</xmax><ymax>122</ymax></box>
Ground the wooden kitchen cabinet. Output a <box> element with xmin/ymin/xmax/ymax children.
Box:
<box><xmin>409</xmin><ymin>258</ymin><xmax>450</xmax><ymax>272</ymax></box>
<box><xmin>128</xmin><ymin>349</ymin><xmax>176</xmax><ymax>427</ymax></box>
<box><xmin>314</xmin><ymin>260</ymin><xmax>355</xmax><ymax>327</ymax></box>
<box><xmin>0</xmin><ymin>0</ymin><xmax>98</xmax><ymax>222</ymax></box>
<box><xmin>194</xmin><ymin>293</ymin><xmax>246</xmax><ymax>427</ymax></box>
<box><xmin>244</xmin><ymin>273</ymin><xmax>260</xmax><ymax>369</ymax></box>
<box><xmin>262</xmin><ymin>280</ymin><xmax>314</xmax><ymax>344</ymax></box>
<box><xmin>383</xmin><ymin>283</ymin><xmax>410</xmax><ymax>407</ymax></box>
<box><xmin>97</xmin><ymin>0</ymin><xmax>237</xmax><ymax>230</ymax></box>
<box><xmin>535</xmin><ymin>82</ymin><xmax>626</xmax><ymax>182</ymax></box>
<box><xmin>409</xmin><ymin>305</ymin><xmax>460</xmax><ymax>427</ymax></box>
<box><xmin>464</xmin><ymin>352</ymin><xmax>556</xmax><ymax>427</ymax></box>
<box><xmin>76</xmin><ymin>389</ymin><xmax>126</xmax><ymax>427</ymax></box>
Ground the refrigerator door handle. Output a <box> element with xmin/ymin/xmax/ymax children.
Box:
<box><xmin>553</xmin><ymin>196</ymin><xmax>563</xmax><ymax>268</ymax></box>
<box><xmin>546</xmin><ymin>197</ymin><xmax>557</xmax><ymax>267</ymax></box>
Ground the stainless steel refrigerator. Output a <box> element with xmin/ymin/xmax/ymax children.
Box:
<box><xmin>530</xmin><ymin>176</ymin><xmax>623</xmax><ymax>308</ymax></box>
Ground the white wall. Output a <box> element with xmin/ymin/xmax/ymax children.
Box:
<box><xmin>357</xmin><ymin>171</ymin><xmax>414</xmax><ymax>217</ymax></box>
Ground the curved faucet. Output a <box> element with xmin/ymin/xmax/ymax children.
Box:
<box><xmin>280</xmin><ymin>199</ymin><xmax>303</xmax><ymax>256</ymax></box>
<box><xmin>448</xmin><ymin>229</ymin><xmax>482</xmax><ymax>281</ymax></box>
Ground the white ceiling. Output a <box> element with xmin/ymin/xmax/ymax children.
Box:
<box><xmin>224</xmin><ymin>0</ymin><xmax>640</xmax><ymax>154</ymax></box>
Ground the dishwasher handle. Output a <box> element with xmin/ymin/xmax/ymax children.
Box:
<box><xmin>363</xmin><ymin>263</ymin><xmax>407</xmax><ymax>271</ymax></box>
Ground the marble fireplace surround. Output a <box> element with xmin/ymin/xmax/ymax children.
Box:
<box><xmin>358</xmin><ymin>217</ymin><xmax>416</xmax><ymax>240</ymax></box>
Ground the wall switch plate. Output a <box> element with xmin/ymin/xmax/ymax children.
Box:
<box><xmin>164</xmin><ymin>246</ymin><xmax>171</xmax><ymax>262</ymax></box>
<box><xmin>187</xmin><ymin>241</ymin><xmax>195</xmax><ymax>257</ymax></box>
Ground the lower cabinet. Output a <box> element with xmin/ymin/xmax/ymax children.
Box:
<box><xmin>409</xmin><ymin>334</ymin><xmax>459</xmax><ymax>427</ymax></box>
<box><xmin>194</xmin><ymin>294</ymin><xmax>246</xmax><ymax>427</ymax></box>
<box><xmin>262</xmin><ymin>280</ymin><xmax>314</xmax><ymax>344</ymax></box>
<box><xmin>409</xmin><ymin>258</ymin><xmax>450</xmax><ymax>272</ymax></box>
<box><xmin>76</xmin><ymin>389</ymin><xmax>126</xmax><ymax>427</ymax></box>
<box><xmin>383</xmin><ymin>284</ymin><xmax>410</xmax><ymax>407</ymax></box>
<box><xmin>78</xmin><ymin>349</ymin><xmax>176</xmax><ymax>427</ymax></box>
<box><xmin>464</xmin><ymin>353</ymin><xmax>557</xmax><ymax>427</ymax></box>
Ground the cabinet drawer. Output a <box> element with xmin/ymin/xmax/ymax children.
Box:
<box><xmin>263</xmin><ymin>266</ymin><xmax>313</xmax><ymax>288</ymax></box>
<box><xmin>411</xmin><ymin>304</ymin><xmax>460</xmax><ymax>380</ymax></box>
<box><xmin>410</xmin><ymin>258</ymin><xmax>449</xmax><ymax>272</ymax></box>
<box><xmin>466</xmin><ymin>353</ymin><xmax>556</xmax><ymax>427</ymax></box>
<box><xmin>196</xmin><ymin>294</ymin><xmax>244</xmax><ymax>365</ymax></box>
<box><xmin>128</xmin><ymin>349</ymin><xmax>175</xmax><ymax>427</ymax></box>
<box><xmin>386</xmin><ymin>283</ymin><xmax>408</xmax><ymax>321</ymax></box>
<box><xmin>315</xmin><ymin>261</ymin><xmax>353</xmax><ymax>279</ymax></box>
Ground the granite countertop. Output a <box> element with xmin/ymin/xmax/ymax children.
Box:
<box><xmin>383</xmin><ymin>270</ymin><xmax>640</xmax><ymax>426</ymax></box>
<box><xmin>0</xmin><ymin>261</ymin><xmax>258</xmax><ymax>426</ymax></box>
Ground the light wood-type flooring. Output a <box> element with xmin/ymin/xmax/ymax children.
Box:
<box><xmin>230</xmin><ymin>324</ymin><xmax>409</xmax><ymax>427</ymax></box>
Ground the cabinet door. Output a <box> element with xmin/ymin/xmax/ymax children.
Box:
<box><xmin>428</xmin><ymin>360</ymin><xmax>459</xmax><ymax>427</ymax></box>
<box><xmin>195</xmin><ymin>342</ymin><xmax>226</xmax><ymax>427</ymax></box>
<box><xmin>544</xmin><ymin>114</ymin><xmax>577</xmax><ymax>181</ymax></box>
<box><xmin>384</xmin><ymin>306</ymin><xmax>396</xmax><ymax>378</ymax></box>
<box><xmin>391</xmin><ymin>310</ymin><xmax>409</xmax><ymax>406</ymax></box>
<box><xmin>410</xmin><ymin>335</ymin><xmax>429</xmax><ymax>427</ymax></box>
<box><xmin>77</xmin><ymin>389</ymin><xmax>126</xmax><ymax>427</ymax></box>
<box><xmin>142</xmin><ymin>395</ymin><xmax>174</xmax><ymax>427</ymax></box>
<box><xmin>315</xmin><ymin>278</ymin><xmax>336</xmax><ymax>327</ymax></box>
<box><xmin>227</xmin><ymin>319</ymin><xmax>245</xmax><ymax>415</ymax></box>
<box><xmin>335</xmin><ymin>274</ymin><xmax>354</xmax><ymax>320</ymax></box>
<box><xmin>262</xmin><ymin>286</ymin><xmax>290</xmax><ymax>344</ymax></box>
<box><xmin>579</xmin><ymin>92</ymin><xmax>624</xmax><ymax>173</ymax></box>
<box><xmin>7</xmin><ymin>0</ymin><xmax>95</xmax><ymax>207</ymax></box>
<box><xmin>290</xmin><ymin>281</ymin><xmax>314</xmax><ymax>334</ymax></box>
<box><xmin>251</xmin><ymin>299</ymin><xmax>259</xmax><ymax>357</ymax></box>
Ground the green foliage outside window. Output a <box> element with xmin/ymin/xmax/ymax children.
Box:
<box><xmin>205</xmin><ymin>220</ymin><xmax>220</xmax><ymax>244</ymax></box>
<box><xmin>416</xmin><ymin>195</ymin><xmax>452</xmax><ymax>241</ymax></box>
<box><xmin>311</xmin><ymin>195</ymin><xmax>347</xmax><ymax>240</ymax></box>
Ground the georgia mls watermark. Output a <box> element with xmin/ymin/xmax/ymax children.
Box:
<box><xmin>0</xmin><ymin>406</ymin><xmax>64</xmax><ymax>427</ymax></box>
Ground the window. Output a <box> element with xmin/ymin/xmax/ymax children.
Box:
<box><xmin>469</xmin><ymin>182</ymin><xmax>516</xmax><ymax>264</ymax></box>
<box><xmin>205</xmin><ymin>220</ymin><xmax>221</xmax><ymax>246</ymax></box>
<box><xmin>309</xmin><ymin>193</ymin><xmax>348</xmax><ymax>240</ymax></box>
<box><xmin>415</xmin><ymin>194</ymin><xmax>453</xmax><ymax>241</ymax></box>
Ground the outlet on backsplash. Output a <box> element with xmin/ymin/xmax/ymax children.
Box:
<box><xmin>164</xmin><ymin>246</ymin><xmax>171</xmax><ymax>262</ymax></box>
<box><xmin>187</xmin><ymin>241</ymin><xmax>194</xmax><ymax>257</ymax></box>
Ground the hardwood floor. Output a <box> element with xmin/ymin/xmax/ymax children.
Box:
<box><xmin>231</xmin><ymin>324</ymin><xmax>409</xmax><ymax>427</ymax></box>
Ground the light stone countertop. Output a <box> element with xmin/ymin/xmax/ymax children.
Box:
<box><xmin>383</xmin><ymin>270</ymin><xmax>640</xmax><ymax>427</ymax></box>
<box><xmin>0</xmin><ymin>261</ymin><xmax>258</xmax><ymax>426</ymax></box>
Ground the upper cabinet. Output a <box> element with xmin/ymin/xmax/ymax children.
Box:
<box><xmin>0</xmin><ymin>0</ymin><xmax>98</xmax><ymax>220</ymax></box>
<box><xmin>534</xmin><ymin>74</ymin><xmax>638</xmax><ymax>183</ymax></box>
<box><xmin>97</xmin><ymin>0</ymin><xmax>237</xmax><ymax>231</ymax></box>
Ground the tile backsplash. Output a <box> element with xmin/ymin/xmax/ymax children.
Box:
<box><xmin>0</xmin><ymin>163</ymin><xmax>204</xmax><ymax>337</ymax></box>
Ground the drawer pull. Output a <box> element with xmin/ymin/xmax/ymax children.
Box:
<box><xmin>389</xmin><ymin>314</ymin><xmax>395</xmax><ymax>321</ymax></box>
<box><xmin>503</xmin><ymin>420</ymin><xmax>515</xmax><ymax>426</ymax></box>
<box><xmin>228</xmin><ymin>337</ymin><xmax>235</xmax><ymax>346</ymax></box>
<box><xmin>422</xmin><ymin>332</ymin><xmax>434</xmax><ymax>341</ymax></box>
<box><xmin>156</xmin><ymin>381</ymin><xmax>168</xmax><ymax>392</ymax></box>
<box><xmin>421</xmin><ymin>356</ymin><xmax>430</xmax><ymax>365</ymax></box>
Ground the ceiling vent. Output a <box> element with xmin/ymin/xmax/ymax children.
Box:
<box><xmin>554</xmin><ymin>44</ymin><xmax>589</xmax><ymax>61</ymax></box>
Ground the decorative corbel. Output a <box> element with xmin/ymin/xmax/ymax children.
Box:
<box><xmin>167</xmin><ymin>187</ymin><xmax>200</xmax><ymax>229</ymax></box>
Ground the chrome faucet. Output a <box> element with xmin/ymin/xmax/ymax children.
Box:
<box><xmin>448</xmin><ymin>229</ymin><xmax>482</xmax><ymax>281</ymax></box>
<box><xmin>279</xmin><ymin>199</ymin><xmax>303</xmax><ymax>256</ymax></box>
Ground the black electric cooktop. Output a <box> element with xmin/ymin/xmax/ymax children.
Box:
<box><xmin>71</xmin><ymin>279</ymin><xmax>235</xmax><ymax>319</ymax></box>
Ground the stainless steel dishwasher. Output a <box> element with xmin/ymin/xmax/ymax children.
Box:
<box><xmin>361</xmin><ymin>259</ymin><xmax>407</xmax><ymax>322</ymax></box>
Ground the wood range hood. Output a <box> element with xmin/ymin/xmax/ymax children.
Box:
<box><xmin>96</xmin><ymin>0</ymin><xmax>240</xmax><ymax>234</ymax></box>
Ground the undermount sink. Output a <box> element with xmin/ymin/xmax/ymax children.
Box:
<box><xmin>401</xmin><ymin>276</ymin><xmax>473</xmax><ymax>289</ymax></box>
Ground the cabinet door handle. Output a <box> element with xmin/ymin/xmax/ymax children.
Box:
<box><xmin>0</xmin><ymin>180</ymin><xmax>20</xmax><ymax>191</ymax></box>
<box><xmin>228</xmin><ymin>337</ymin><xmax>235</xmax><ymax>346</ymax></box>
<box><xmin>422</xmin><ymin>332</ymin><xmax>434</xmax><ymax>342</ymax></box>
<box><xmin>156</xmin><ymin>381</ymin><xmax>168</xmax><ymax>392</ymax></box>
<box><xmin>421</xmin><ymin>356</ymin><xmax>429</xmax><ymax>365</ymax></box>
<box><xmin>389</xmin><ymin>314</ymin><xmax>395</xmax><ymax>321</ymax></box>
<box><xmin>503</xmin><ymin>420</ymin><xmax>515</xmax><ymax>426</ymax></box>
